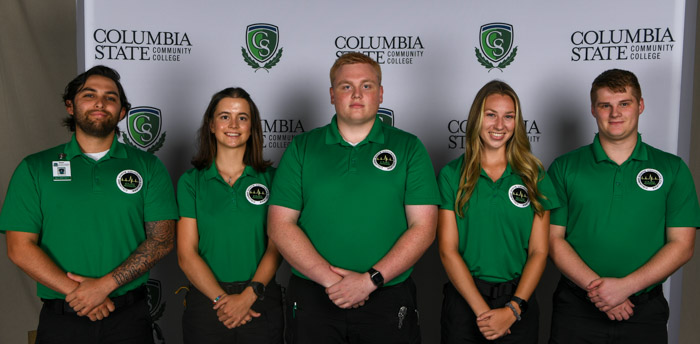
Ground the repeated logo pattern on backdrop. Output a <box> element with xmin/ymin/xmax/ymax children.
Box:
<box><xmin>334</xmin><ymin>35</ymin><xmax>425</xmax><ymax>65</ymax></box>
<box><xmin>475</xmin><ymin>23</ymin><xmax>518</xmax><ymax>71</ymax></box>
<box><xmin>75</xmin><ymin>2</ymin><xmax>688</xmax><ymax>343</ymax></box>
<box><xmin>570</xmin><ymin>27</ymin><xmax>675</xmax><ymax>61</ymax></box>
<box><xmin>92</xmin><ymin>28</ymin><xmax>193</xmax><ymax>62</ymax></box>
<box><xmin>147</xmin><ymin>279</ymin><xmax>166</xmax><ymax>344</ymax></box>
<box><xmin>121</xmin><ymin>107</ymin><xmax>167</xmax><ymax>153</ymax></box>
<box><xmin>242</xmin><ymin>23</ymin><xmax>284</xmax><ymax>72</ymax></box>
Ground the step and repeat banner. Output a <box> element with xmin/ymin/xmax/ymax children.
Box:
<box><xmin>77</xmin><ymin>0</ymin><xmax>691</xmax><ymax>342</ymax></box>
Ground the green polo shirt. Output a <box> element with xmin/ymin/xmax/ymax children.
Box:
<box><xmin>177</xmin><ymin>164</ymin><xmax>274</xmax><ymax>282</ymax></box>
<box><xmin>548</xmin><ymin>134</ymin><xmax>700</xmax><ymax>281</ymax></box>
<box><xmin>0</xmin><ymin>134</ymin><xmax>178</xmax><ymax>299</ymax></box>
<box><xmin>438</xmin><ymin>155</ymin><xmax>560</xmax><ymax>282</ymax></box>
<box><xmin>270</xmin><ymin>115</ymin><xmax>440</xmax><ymax>286</ymax></box>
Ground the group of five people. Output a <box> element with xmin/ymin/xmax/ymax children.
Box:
<box><xmin>1</xmin><ymin>52</ymin><xmax>698</xmax><ymax>344</ymax></box>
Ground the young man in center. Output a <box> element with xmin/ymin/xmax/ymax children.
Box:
<box><xmin>268</xmin><ymin>52</ymin><xmax>440</xmax><ymax>343</ymax></box>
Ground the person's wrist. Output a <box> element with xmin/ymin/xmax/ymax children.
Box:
<box><xmin>504</xmin><ymin>301</ymin><xmax>521</xmax><ymax>321</ymax></box>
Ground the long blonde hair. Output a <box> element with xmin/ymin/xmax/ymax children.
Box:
<box><xmin>455</xmin><ymin>80</ymin><xmax>545</xmax><ymax>217</ymax></box>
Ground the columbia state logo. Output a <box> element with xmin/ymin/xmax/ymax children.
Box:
<box><xmin>475</xmin><ymin>23</ymin><xmax>518</xmax><ymax>72</ymax></box>
<box><xmin>373</xmin><ymin>149</ymin><xmax>396</xmax><ymax>171</ymax></box>
<box><xmin>117</xmin><ymin>170</ymin><xmax>143</xmax><ymax>194</ymax></box>
<box><xmin>246</xmin><ymin>183</ymin><xmax>269</xmax><ymax>205</ymax></box>
<box><xmin>508</xmin><ymin>184</ymin><xmax>530</xmax><ymax>208</ymax></box>
<box><xmin>637</xmin><ymin>168</ymin><xmax>663</xmax><ymax>191</ymax></box>
<box><xmin>242</xmin><ymin>23</ymin><xmax>284</xmax><ymax>72</ymax></box>
<box><xmin>121</xmin><ymin>106</ymin><xmax>167</xmax><ymax>153</ymax></box>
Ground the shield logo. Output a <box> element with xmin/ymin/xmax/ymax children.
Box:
<box><xmin>146</xmin><ymin>279</ymin><xmax>162</xmax><ymax>317</ymax></box>
<box><xmin>479</xmin><ymin>23</ymin><xmax>514</xmax><ymax>63</ymax></box>
<box><xmin>377</xmin><ymin>108</ymin><xmax>394</xmax><ymax>127</ymax></box>
<box><xmin>127</xmin><ymin>107</ymin><xmax>161</xmax><ymax>149</ymax></box>
<box><xmin>246</xmin><ymin>24</ymin><xmax>279</xmax><ymax>63</ymax></box>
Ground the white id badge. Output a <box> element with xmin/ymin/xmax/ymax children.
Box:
<box><xmin>52</xmin><ymin>161</ymin><xmax>71</xmax><ymax>181</ymax></box>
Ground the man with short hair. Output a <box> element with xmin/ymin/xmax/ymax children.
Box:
<box><xmin>0</xmin><ymin>65</ymin><xmax>178</xmax><ymax>343</ymax></box>
<box><xmin>268</xmin><ymin>52</ymin><xmax>439</xmax><ymax>343</ymax></box>
<box><xmin>547</xmin><ymin>68</ymin><xmax>700</xmax><ymax>344</ymax></box>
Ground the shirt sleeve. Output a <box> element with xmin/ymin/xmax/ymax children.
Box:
<box><xmin>143</xmin><ymin>157</ymin><xmax>178</xmax><ymax>222</ymax></box>
<box><xmin>176</xmin><ymin>170</ymin><xmax>197</xmax><ymax>219</ymax></box>
<box><xmin>536</xmin><ymin>170</ymin><xmax>561</xmax><ymax>211</ymax></box>
<box><xmin>547</xmin><ymin>158</ymin><xmax>568</xmax><ymax>226</ymax></box>
<box><xmin>437</xmin><ymin>163</ymin><xmax>457</xmax><ymax>211</ymax></box>
<box><xmin>0</xmin><ymin>159</ymin><xmax>42</xmax><ymax>233</ymax></box>
<box><xmin>665</xmin><ymin>159</ymin><xmax>700</xmax><ymax>228</ymax></box>
<box><xmin>268</xmin><ymin>136</ymin><xmax>304</xmax><ymax>210</ymax></box>
<box><xmin>404</xmin><ymin>138</ymin><xmax>440</xmax><ymax>205</ymax></box>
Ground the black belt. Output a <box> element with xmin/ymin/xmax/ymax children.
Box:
<box><xmin>42</xmin><ymin>286</ymin><xmax>147</xmax><ymax>315</ymax></box>
<box><xmin>473</xmin><ymin>277</ymin><xmax>520</xmax><ymax>299</ymax></box>
<box><xmin>562</xmin><ymin>276</ymin><xmax>662</xmax><ymax>305</ymax></box>
<box><xmin>218</xmin><ymin>281</ymin><xmax>251</xmax><ymax>294</ymax></box>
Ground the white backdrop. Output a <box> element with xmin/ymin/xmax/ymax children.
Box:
<box><xmin>77</xmin><ymin>1</ymin><xmax>693</xmax><ymax>342</ymax></box>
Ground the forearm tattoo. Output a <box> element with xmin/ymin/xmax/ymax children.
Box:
<box><xmin>112</xmin><ymin>220</ymin><xmax>175</xmax><ymax>286</ymax></box>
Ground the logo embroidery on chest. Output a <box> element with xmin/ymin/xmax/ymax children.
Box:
<box><xmin>116</xmin><ymin>170</ymin><xmax>143</xmax><ymax>194</ymax></box>
<box><xmin>246</xmin><ymin>183</ymin><xmax>269</xmax><ymax>205</ymax></box>
<box><xmin>508</xmin><ymin>184</ymin><xmax>530</xmax><ymax>208</ymax></box>
<box><xmin>636</xmin><ymin>168</ymin><xmax>663</xmax><ymax>191</ymax></box>
<box><xmin>373</xmin><ymin>149</ymin><xmax>397</xmax><ymax>171</ymax></box>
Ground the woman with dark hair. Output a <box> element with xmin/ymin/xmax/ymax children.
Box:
<box><xmin>438</xmin><ymin>81</ymin><xmax>559</xmax><ymax>343</ymax></box>
<box><xmin>177</xmin><ymin>87</ymin><xmax>282</xmax><ymax>343</ymax></box>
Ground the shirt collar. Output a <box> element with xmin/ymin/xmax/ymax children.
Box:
<box><xmin>63</xmin><ymin>133</ymin><xmax>126</xmax><ymax>160</ymax></box>
<box><xmin>479</xmin><ymin>162</ymin><xmax>513</xmax><ymax>181</ymax></box>
<box><xmin>591</xmin><ymin>133</ymin><xmax>647</xmax><ymax>163</ymax></box>
<box><xmin>325</xmin><ymin>114</ymin><xmax>386</xmax><ymax>146</ymax></box>
<box><xmin>204</xmin><ymin>161</ymin><xmax>257</xmax><ymax>182</ymax></box>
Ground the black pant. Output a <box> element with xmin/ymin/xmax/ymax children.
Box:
<box><xmin>36</xmin><ymin>287</ymin><xmax>152</xmax><ymax>344</ymax></box>
<box><xmin>549</xmin><ymin>277</ymin><xmax>668</xmax><ymax>344</ymax></box>
<box><xmin>285</xmin><ymin>274</ymin><xmax>421</xmax><ymax>344</ymax></box>
<box><xmin>182</xmin><ymin>281</ymin><xmax>283</xmax><ymax>344</ymax></box>
<box><xmin>441</xmin><ymin>281</ymin><xmax>539</xmax><ymax>344</ymax></box>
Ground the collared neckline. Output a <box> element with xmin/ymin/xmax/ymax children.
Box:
<box><xmin>480</xmin><ymin>162</ymin><xmax>513</xmax><ymax>183</ymax></box>
<box><xmin>325</xmin><ymin>114</ymin><xmax>386</xmax><ymax>147</ymax></box>
<box><xmin>591</xmin><ymin>133</ymin><xmax>648</xmax><ymax>164</ymax></box>
<box><xmin>63</xmin><ymin>133</ymin><xmax>126</xmax><ymax>161</ymax></box>
<box><xmin>204</xmin><ymin>161</ymin><xmax>256</xmax><ymax>183</ymax></box>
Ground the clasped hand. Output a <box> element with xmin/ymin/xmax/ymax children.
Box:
<box><xmin>65</xmin><ymin>272</ymin><xmax>115</xmax><ymax>321</ymax></box>
<box><xmin>325</xmin><ymin>266</ymin><xmax>374</xmax><ymax>309</ymax></box>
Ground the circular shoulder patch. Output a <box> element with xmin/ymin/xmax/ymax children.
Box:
<box><xmin>508</xmin><ymin>184</ymin><xmax>530</xmax><ymax>208</ymax></box>
<box><xmin>246</xmin><ymin>183</ymin><xmax>269</xmax><ymax>205</ymax></box>
<box><xmin>116</xmin><ymin>170</ymin><xmax>143</xmax><ymax>194</ymax></box>
<box><xmin>373</xmin><ymin>149</ymin><xmax>397</xmax><ymax>171</ymax></box>
<box><xmin>637</xmin><ymin>168</ymin><xmax>663</xmax><ymax>191</ymax></box>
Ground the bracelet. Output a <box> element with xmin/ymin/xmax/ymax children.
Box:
<box><xmin>213</xmin><ymin>294</ymin><xmax>225</xmax><ymax>304</ymax></box>
<box><xmin>505</xmin><ymin>301</ymin><xmax>521</xmax><ymax>321</ymax></box>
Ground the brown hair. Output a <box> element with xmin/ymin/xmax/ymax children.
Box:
<box><xmin>191</xmin><ymin>87</ymin><xmax>271</xmax><ymax>172</ymax></box>
<box><xmin>590</xmin><ymin>69</ymin><xmax>642</xmax><ymax>105</ymax></box>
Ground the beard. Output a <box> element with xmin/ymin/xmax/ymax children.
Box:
<box><xmin>74</xmin><ymin>109</ymin><xmax>121</xmax><ymax>138</ymax></box>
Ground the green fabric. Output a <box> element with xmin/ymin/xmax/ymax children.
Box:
<box><xmin>0</xmin><ymin>134</ymin><xmax>178</xmax><ymax>299</ymax></box>
<box><xmin>270</xmin><ymin>115</ymin><xmax>440</xmax><ymax>286</ymax></box>
<box><xmin>438</xmin><ymin>154</ymin><xmax>560</xmax><ymax>282</ymax></box>
<box><xmin>177</xmin><ymin>164</ymin><xmax>274</xmax><ymax>282</ymax></box>
<box><xmin>549</xmin><ymin>134</ymin><xmax>700</xmax><ymax>282</ymax></box>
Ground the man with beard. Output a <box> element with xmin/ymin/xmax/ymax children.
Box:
<box><xmin>0</xmin><ymin>65</ymin><xmax>178</xmax><ymax>343</ymax></box>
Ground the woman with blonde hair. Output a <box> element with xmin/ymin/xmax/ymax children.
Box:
<box><xmin>438</xmin><ymin>80</ymin><xmax>559</xmax><ymax>343</ymax></box>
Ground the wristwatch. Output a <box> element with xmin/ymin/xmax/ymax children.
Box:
<box><xmin>247</xmin><ymin>281</ymin><xmax>265</xmax><ymax>301</ymax></box>
<box><xmin>510</xmin><ymin>295</ymin><xmax>528</xmax><ymax>314</ymax></box>
<box><xmin>367</xmin><ymin>268</ymin><xmax>384</xmax><ymax>287</ymax></box>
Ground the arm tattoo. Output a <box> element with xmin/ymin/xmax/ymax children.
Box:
<box><xmin>112</xmin><ymin>220</ymin><xmax>175</xmax><ymax>287</ymax></box>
